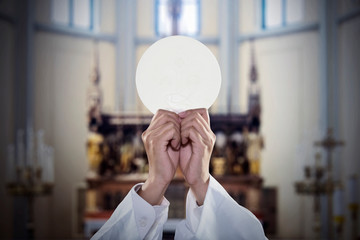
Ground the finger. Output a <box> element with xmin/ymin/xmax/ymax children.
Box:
<box><xmin>181</xmin><ymin>113</ymin><xmax>216</xmax><ymax>147</ymax></box>
<box><xmin>154</xmin><ymin>109</ymin><xmax>180</xmax><ymax>123</ymax></box>
<box><xmin>181</xmin><ymin>116</ymin><xmax>208</xmax><ymax>143</ymax></box>
<box><xmin>144</xmin><ymin>119</ymin><xmax>180</xmax><ymax>147</ymax></box>
<box><xmin>180</xmin><ymin>110</ymin><xmax>210</xmax><ymax>145</ymax></box>
<box><xmin>181</xmin><ymin>126</ymin><xmax>205</xmax><ymax>147</ymax></box>
<box><xmin>151</xmin><ymin>109</ymin><xmax>180</xmax><ymax>128</ymax></box>
<box><xmin>148</xmin><ymin>109</ymin><xmax>180</xmax><ymax>132</ymax></box>
<box><xmin>179</xmin><ymin>108</ymin><xmax>210</xmax><ymax>125</ymax></box>
<box><xmin>181</xmin><ymin>111</ymin><xmax>211</xmax><ymax>134</ymax></box>
<box><xmin>151</xmin><ymin>122</ymin><xmax>181</xmax><ymax>150</ymax></box>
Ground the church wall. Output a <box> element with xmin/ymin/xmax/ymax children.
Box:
<box><xmin>338</xmin><ymin>16</ymin><xmax>360</xmax><ymax>240</ymax></box>
<box><xmin>238</xmin><ymin>0</ymin><xmax>322</xmax><ymax>238</ymax></box>
<box><xmin>238</xmin><ymin>31</ymin><xmax>321</xmax><ymax>239</ymax></box>
<box><xmin>0</xmin><ymin>20</ymin><xmax>15</xmax><ymax>239</ymax></box>
<box><xmin>32</xmin><ymin>32</ymin><xmax>116</xmax><ymax>238</ymax></box>
<box><xmin>1</xmin><ymin>0</ymin><xmax>358</xmax><ymax>239</ymax></box>
<box><xmin>33</xmin><ymin>32</ymin><xmax>91</xmax><ymax>238</ymax></box>
<box><xmin>239</xmin><ymin>0</ymin><xmax>319</xmax><ymax>34</ymax></box>
<box><xmin>136</xmin><ymin>0</ymin><xmax>154</xmax><ymax>38</ymax></box>
<box><xmin>31</xmin><ymin>0</ymin><xmax>219</xmax><ymax>238</ymax></box>
<box><xmin>237</xmin><ymin>5</ymin><xmax>360</xmax><ymax>238</ymax></box>
<box><xmin>30</xmin><ymin>0</ymin><xmax>117</xmax><ymax>238</ymax></box>
<box><xmin>338</xmin><ymin>0</ymin><xmax>360</xmax><ymax>16</ymax></box>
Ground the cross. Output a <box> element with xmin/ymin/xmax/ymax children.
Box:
<box><xmin>314</xmin><ymin>128</ymin><xmax>345</xmax><ymax>240</ymax></box>
<box><xmin>314</xmin><ymin>128</ymin><xmax>344</xmax><ymax>151</ymax></box>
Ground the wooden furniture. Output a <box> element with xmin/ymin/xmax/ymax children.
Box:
<box><xmin>83</xmin><ymin>113</ymin><xmax>276</xmax><ymax>237</ymax></box>
<box><xmin>83</xmin><ymin>174</ymin><xmax>278</xmax><ymax>237</ymax></box>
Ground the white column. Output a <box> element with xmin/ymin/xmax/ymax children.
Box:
<box><xmin>116</xmin><ymin>0</ymin><xmax>136</xmax><ymax>113</ymax></box>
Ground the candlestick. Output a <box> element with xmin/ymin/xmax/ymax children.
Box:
<box><xmin>26</xmin><ymin>127</ymin><xmax>34</xmax><ymax>167</ymax></box>
<box><xmin>348</xmin><ymin>175</ymin><xmax>358</xmax><ymax>205</ymax></box>
<box><xmin>36</xmin><ymin>130</ymin><xmax>45</xmax><ymax>168</ymax></box>
<box><xmin>6</xmin><ymin>144</ymin><xmax>16</xmax><ymax>182</ymax></box>
<box><xmin>17</xmin><ymin>129</ymin><xmax>25</xmax><ymax>169</ymax></box>
<box><xmin>333</xmin><ymin>184</ymin><xmax>344</xmax><ymax>219</ymax></box>
<box><xmin>313</xmin><ymin>128</ymin><xmax>345</xmax><ymax>240</ymax></box>
<box><xmin>47</xmin><ymin>146</ymin><xmax>54</xmax><ymax>183</ymax></box>
<box><xmin>7</xmin><ymin>128</ymin><xmax>54</xmax><ymax>240</ymax></box>
<box><xmin>347</xmin><ymin>175</ymin><xmax>358</xmax><ymax>240</ymax></box>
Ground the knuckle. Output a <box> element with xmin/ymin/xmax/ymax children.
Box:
<box><xmin>157</xmin><ymin>109</ymin><xmax>165</xmax><ymax>114</ymax></box>
<box><xmin>167</xmin><ymin>121</ymin><xmax>176</xmax><ymax>129</ymax></box>
<box><xmin>141</xmin><ymin>131</ymin><xmax>147</xmax><ymax>142</ymax></box>
<box><xmin>212</xmin><ymin>132</ymin><xmax>216</xmax><ymax>141</ymax></box>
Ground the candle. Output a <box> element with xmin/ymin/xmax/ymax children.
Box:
<box><xmin>333</xmin><ymin>185</ymin><xmax>344</xmax><ymax>217</ymax></box>
<box><xmin>6</xmin><ymin>144</ymin><xmax>15</xmax><ymax>182</ymax></box>
<box><xmin>26</xmin><ymin>127</ymin><xmax>34</xmax><ymax>167</ymax></box>
<box><xmin>43</xmin><ymin>146</ymin><xmax>55</xmax><ymax>183</ymax></box>
<box><xmin>347</xmin><ymin>175</ymin><xmax>358</xmax><ymax>204</ymax></box>
<box><xmin>16</xmin><ymin>129</ymin><xmax>25</xmax><ymax>168</ymax></box>
<box><xmin>47</xmin><ymin>146</ymin><xmax>55</xmax><ymax>183</ymax></box>
<box><xmin>36</xmin><ymin>130</ymin><xmax>45</xmax><ymax>168</ymax></box>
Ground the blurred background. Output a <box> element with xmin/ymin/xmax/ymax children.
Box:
<box><xmin>0</xmin><ymin>0</ymin><xmax>359</xmax><ymax>239</ymax></box>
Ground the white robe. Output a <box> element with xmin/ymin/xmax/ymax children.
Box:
<box><xmin>91</xmin><ymin>175</ymin><xmax>267</xmax><ymax>240</ymax></box>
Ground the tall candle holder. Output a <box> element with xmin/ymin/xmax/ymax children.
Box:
<box><xmin>295</xmin><ymin>128</ymin><xmax>345</xmax><ymax>240</ymax></box>
<box><xmin>6</xmin><ymin>129</ymin><xmax>54</xmax><ymax>240</ymax></box>
<box><xmin>314</xmin><ymin>128</ymin><xmax>344</xmax><ymax>239</ymax></box>
<box><xmin>347</xmin><ymin>174</ymin><xmax>358</xmax><ymax>240</ymax></box>
<box><xmin>295</xmin><ymin>153</ymin><xmax>326</xmax><ymax>239</ymax></box>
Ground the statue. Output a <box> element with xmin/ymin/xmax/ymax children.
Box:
<box><xmin>87</xmin><ymin>43</ymin><xmax>103</xmax><ymax>133</ymax></box>
<box><xmin>86</xmin><ymin>132</ymin><xmax>104</xmax><ymax>178</ymax></box>
<box><xmin>246</xmin><ymin>40</ymin><xmax>264</xmax><ymax>176</ymax></box>
<box><xmin>86</xmin><ymin>42</ymin><xmax>104</xmax><ymax>178</ymax></box>
<box><xmin>245</xmin><ymin>130</ymin><xmax>264</xmax><ymax>175</ymax></box>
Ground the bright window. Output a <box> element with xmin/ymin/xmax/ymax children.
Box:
<box><xmin>52</xmin><ymin>0</ymin><xmax>70</xmax><ymax>25</ymax></box>
<box><xmin>155</xmin><ymin>0</ymin><xmax>200</xmax><ymax>37</ymax></box>
<box><xmin>51</xmin><ymin>0</ymin><xmax>98</xmax><ymax>30</ymax></box>
<box><xmin>286</xmin><ymin>0</ymin><xmax>304</xmax><ymax>24</ymax></box>
<box><xmin>262</xmin><ymin>0</ymin><xmax>304</xmax><ymax>29</ymax></box>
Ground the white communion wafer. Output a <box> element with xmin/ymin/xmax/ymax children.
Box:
<box><xmin>136</xmin><ymin>35</ymin><xmax>221</xmax><ymax>114</ymax></box>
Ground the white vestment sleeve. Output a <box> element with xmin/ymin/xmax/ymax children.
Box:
<box><xmin>175</xmin><ymin>175</ymin><xmax>267</xmax><ymax>240</ymax></box>
<box><xmin>91</xmin><ymin>183</ymin><xmax>169</xmax><ymax>240</ymax></box>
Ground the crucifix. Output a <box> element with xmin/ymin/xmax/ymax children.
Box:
<box><xmin>314</xmin><ymin>128</ymin><xmax>345</xmax><ymax>239</ymax></box>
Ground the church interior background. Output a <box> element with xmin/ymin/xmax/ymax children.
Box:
<box><xmin>0</xmin><ymin>0</ymin><xmax>359</xmax><ymax>239</ymax></box>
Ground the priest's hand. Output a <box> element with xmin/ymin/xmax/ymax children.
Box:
<box><xmin>138</xmin><ymin>109</ymin><xmax>181</xmax><ymax>205</ymax></box>
<box><xmin>179</xmin><ymin>108</ymin><xmax>216</xmax><ymax>206</ymax></box>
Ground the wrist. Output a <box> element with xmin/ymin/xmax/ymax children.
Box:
<box><xmin>138</xmin><ymin>176</ymin><xmax>170</xmax><ymax>206</ymax></box>
<box><xmin>189</xmin><ymin>174</ymin><xmax>210</xmax><ymax>206</ymax></box>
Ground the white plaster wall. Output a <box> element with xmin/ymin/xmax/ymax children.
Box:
<box><xmin>239</xmin><ymin>31</ymin><xmax>322</xmax><ymax>239</ymax></box>
<box><xmin>338</xmin><ymin>16</ymin><xmax>360</xmax><ymax>240</ymax></box>
<box><xmin>99</xmin><ymin>42</ymin><xmax>116</xmax><ymax>112</ymax></box>
<box><xmin>201</xmin><ymin>0</ymin><xmax>219</xmax><ymax>36</ymax></box>
<box><xmin>33</xmin><ymin>32</ymin><xmax>115</xmax><ymax>238</ymax></box>
<box><xmin>239</xmin><ymin>0</ymin><xmax>260</xmax><ymax>34</ymax></box>
<box><xmin>99</xmin><ymin>0</ymin><xmax>116</xmax><ymax>34</ymax></box>
<box><xmin>137</xmin><ymin>0</ymin><xmax>155</xmax><ymax>37</ymax></box>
